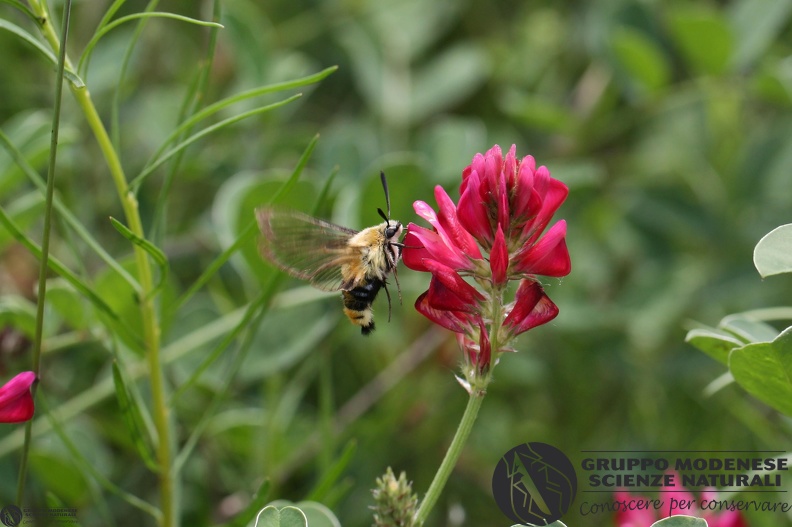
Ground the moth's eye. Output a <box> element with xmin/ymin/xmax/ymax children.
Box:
<box><xmin>385</xmin><ymin>222</ymin><xmax>401</xmax><ymax>239</ymax></box>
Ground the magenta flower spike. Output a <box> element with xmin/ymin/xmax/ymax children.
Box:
<box><xmin>403</xmin><ymin>145</ymin><xmax>571</xmax><ymax>391</ymax></box>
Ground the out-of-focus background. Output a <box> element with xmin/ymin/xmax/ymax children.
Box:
<box><xmin>2</xmin><ymin>0</ymin><xmax>792</xmax><ymax>525</ymax></box>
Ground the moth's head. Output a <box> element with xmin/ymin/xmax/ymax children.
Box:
<box><xmin>384</xmin><ymin>219</ymin><xmax>402</xmax><ymax>241</ymax></box>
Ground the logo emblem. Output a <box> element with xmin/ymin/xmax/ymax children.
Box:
<box><xmin>0</xmin><ymin>505</ymin><xmax>22</xmax><ymax>527</ymax></box>
<box><xmin>492</xmin><ymin>442</ymin><xmax>577</xmax><ymax>525</ymax></box>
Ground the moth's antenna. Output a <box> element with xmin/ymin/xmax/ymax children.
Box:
<box><xmin>380</xmin><ymin>171</ymin><xmax>391</xmax><ymax>218</ymax></box>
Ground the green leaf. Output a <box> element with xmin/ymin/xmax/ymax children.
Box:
<box><xmin>651</xmin><ymin>517</ymin><xmax>708</xmax><ymax>527</ymax></box>
<box><xmin>514</xmin><ymin>522</ymin><xmax>567</xmax><ymax>527</ymax></box>
<box><xmin>131</xmin><ymin>94</ymin><xmax>302</xmax><ymax>189</ymax></box>
<box><xmin>720</xmin><ymin>314</ymin><xmax>779</xmax><ymax>344</ymax></box>
<box><xmin>109</xmin><ymin>217</ymin><xmax>169</xmax><ymax>298</ymax></box>
<box><xmin>685</xmin><ymin>328</ymin><xmax>743</xmax><ymax>365</ymax></box>
<box><xmin>0</xmin><ymin>205</ymin><xmax>141</xmax><ymax>348</ymax></box>
<box><xmin>729</xmin><ymin>327</ymin><xmax>792</xmax><ymax>416</ymax></box>
<box><xmin>754</xmin><ymin>224</ymin><xmax>792</xmax><ymax>277</ymax></box>
<box><xmin>253</xmin><ymin>506</ymin><xmax>307</xmax><ymax>527</ymax></box>
<box><xmin>78</xmin><ymin>12</ymin><xmax>224</xmax><ymax>77</ymax></box>
<box><xmin>148</xmin><ymin>67</ymin><xmax>336</xmax><ymax>167</ymax></box>
<box><xmin>306</xmin><ymin>440</ymin><xmax>357</xmax><ymax>502</ymax></box>
<box><xmin>262</xmin><ymin>502</ymin><xmax>339</xmax><ymax>527</ymax></box>
<box><xmin>611</xmin><ymin>27</ymin><xmax>671</xmax><ymax>93</ymax></box>
<box><xmin>667</xmin><ymin>7</ymin><xmax>732</xmax><ymax>75</ymax></box>
<box><xmin>0</xmin><ymin>19</ymin><xmax>84</xmax><ymax>88</ymax></box>
<box><xmin>111</xmin><ymin>362</ymin><xmax>158</xmax><ymax>472</ymax></box>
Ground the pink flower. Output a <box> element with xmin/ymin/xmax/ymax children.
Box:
<box><xmin>403</xmin><ymin>145</ymin><xmax>570</xmax><ymax>386</ymax></box>
<box><xmin>0</xmin><ymin>371</ymin><xmax>36</xmax><ymax>423</ymax></box>
<box><xmin>616</xmin><ymin>472</ymin><xmax>749</xmax><ymax>527</ymax></box>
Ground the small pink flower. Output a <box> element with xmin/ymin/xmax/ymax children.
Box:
<box><xmin>0</xmin><ymin>371</ymin><xmax>36</xmax><ymax>423</ymax></box>
<box><xmin>404</xmin><ymin>145</ymin><xmax>570</xmax><ymax>386</ymax></box>
<box><xmin>616</xmin><ymin>472</ymin><xmax>749</xmax><ymax>527</ymax></box>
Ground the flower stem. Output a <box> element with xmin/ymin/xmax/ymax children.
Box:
<box><xmin>413</xmin><ymin>392</ymin><xmax>485</xmax><ymax>526</ymax></box>
<box><xmin>26</xmin><ymin>3</ymin><xmax>173</xmax><ymax>525</ymax></box>
<box><xmin>15</xmin><ymin>0</ymin><xmax>71</xmax><ymax>506</ymax></box>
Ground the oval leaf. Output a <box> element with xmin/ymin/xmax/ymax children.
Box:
<box><xmin>651</xmin><ymin>516</ymin><xmax>708</xmax><ymax>527</ymax></box>
<box><xmin>729</xmin><ymin>327</ymin><xmax>792</xmax><ymax>416</ymax></box>
<box><xmin>754</xmin><ymin>224</ymin><xmax>792</xmax><ymax>277</ymax></box>
<box><xmin>686</xmin><ymin>328</ymin><xmax>743</xmax><ymax>365</ymax></box>
<box><xmin>253</xmin><ymin>505</ymin><xmax>308</xmax><ymax>527</ymax></box>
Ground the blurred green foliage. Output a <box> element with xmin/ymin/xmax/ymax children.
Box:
<box><xmin>2</xmin><ymin>0</ymin><xmax>792</xmax><ymax>526</ymax></box>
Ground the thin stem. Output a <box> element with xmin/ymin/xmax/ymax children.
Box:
<box><xmin>16</xmin><ymin>0</ymin><xmax>72</xmax><ymax>505</ymax></box>
<box><xmin>26</xmin><ymin>2</ymin><xmax>173</xmax><ymax>525</ymax></box>
<box><xmin>412</xmin><ymin>392</ymin><xmax>485</xmax><ymax>526</ymax></box>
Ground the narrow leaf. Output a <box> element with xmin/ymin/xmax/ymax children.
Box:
<box><xmin>148</xmin><ymin>67</ymin><xmax>337</xmax><ymax>165</ymax></box>
<box><xmin>109</xmin><ymin>216</ymin><xmax>169</xmax><ymax>298</ymax></box>
<box><xmin>78</xmin><ymin>12</ymin><xmax>224</xmax><ymax>76</ymax></box>
<box><xmin>0</xmin><ymin>19</ymin><xmax>84</xmax><ymax>88</ymax></box>
<box><xmin>306</xmin><ymin>441</ymin><xmax>357</xmax><ymax>502</ymax></box>
<box><xmin>0</xmin><ymin>205</ymin><xmax>142</xmax><ymax>350</ymax></box>
<box><xmin>131</xmin><ymin>94</ymin><xmax>302</xmax><ymax>189</ymax></box>
<box><xmin>112</xmin><ymin>362</ymin><xmax>158</xmax><ymax>472</ymax></box>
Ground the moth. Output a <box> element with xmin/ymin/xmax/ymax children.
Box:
<box><xmin>256</xmin><ymin>173</ymin><xmax>404</xmax><ymax>334</ymax></box>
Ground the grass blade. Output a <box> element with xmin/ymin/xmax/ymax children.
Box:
<box><xmin>112</xmin><ymin>361</ymin><xmax>159</xmax><ymax>472</ymax></box>
<box><xmin>145</xmin><ymin>67</ymin><xmax>337</xmax><ymax>167</ymax></box>
<box><xmin>131</xmin><ymin>94</ymin><xmax>303</xmax><ymax>190</ymax></box>
<box><xmin>109</xmin><ymin>216</ymin><xmax>169</xmax><ymax>298</ymax></box>
<box><xmin>78</xmin><ymin>11</ymin><xmax>224</xmax><ymax>77</ymax></box>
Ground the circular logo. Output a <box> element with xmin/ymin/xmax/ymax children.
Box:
<box><xmin>0</xmin><ymin>505</ymin><xmax>22</xmax><ymax>527</ymax></box>
<box><xmin>492</xmin><ymin>442</ymin><xmax>577</xmax><ymax>525</ymax></box>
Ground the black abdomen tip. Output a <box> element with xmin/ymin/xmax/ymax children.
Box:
<box><xmin>361</xmin><ymin>322</ymin><xmax>375</xmax><ymax>335</ymax></box>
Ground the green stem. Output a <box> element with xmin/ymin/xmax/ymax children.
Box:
<box><xmin>26</xmin><ymin>3</ymin><xmax>173</xmax><ymax>525</ymax></box>
<box><xmin>413</xmin><ymin>392</ymin><xmax>485</xmax><ymax>526</ymax></box>
<box><xmin>15</xmin><ymin>0</ymin><xmax>71</xmax><ymax>506</ymax></box>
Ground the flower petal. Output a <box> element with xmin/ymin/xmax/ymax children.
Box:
<box><xmin>503</xmin><ymin>280</ymin><xmax>559</xmax><ymax>336</ymax></box>
<box><xmin>425</xmin><ymin>274</ymin><xmax>479</xmax><ymax>313</ymax></box>
<box><xmin>402</xmin><ymin>224</ymin><xmax>470</xmax><ymax>272</ymax></box>
<box><xmin>415</xmin><ymin>290</ymin><xmax>471</xmax><ymax>333</ymax></box>
<box><xmin>402</xmin><ymin>226</ymin><xmax>434</xmax><ymax>272</ymax></box>
<box><xmin>503</xmin><ymin>144</ymin><xmax>518</xmax><ymax>189</ymax></box>
<box><xmin>457</xmin><ymin>171</ymin><xmax>492</xmax><ymax>246</ymax></box>
<box><xmin>423</xmin><ymin>259</ymin><xmax>485</xmax><ymax>306</ymax></box>
<box><xmin>490</xmin><ymin>225</ymin><xmax>508</xmax><ymax>285</ymax></box>
<box><xmin>434</xmin><ymin>186</ymin><xmax>483</xmax><ymax>260</ymax></box>
<box><xmin>0</xmin><ymin>371</ymin><xmax>36</xmax><ymax>423</ymax></box>
<box><xmin>512</xmin><ymin>220</ymin><xmax>571</xmax><ymax>277</ymax></box>
<box><xmin>521</xmin><ymin>166</ymin><xmax>569</xmax><ymax>243</ymax></box>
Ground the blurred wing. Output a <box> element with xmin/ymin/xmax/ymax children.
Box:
<box><xmin>256</xmin><ymin>208</ymin><xmax>360</xmax><ymax>292</ymax></box>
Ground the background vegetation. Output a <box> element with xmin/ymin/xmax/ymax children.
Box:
<box><xmin>1</xmin><ymin>0</ymin><xmax>792</xmax><ymax>525</ymax></box>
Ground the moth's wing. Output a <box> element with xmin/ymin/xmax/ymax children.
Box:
<box><xmin>256</xmin><ymin>208</ymin><xmax>361</xmax><ymax>292</ymax></box>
